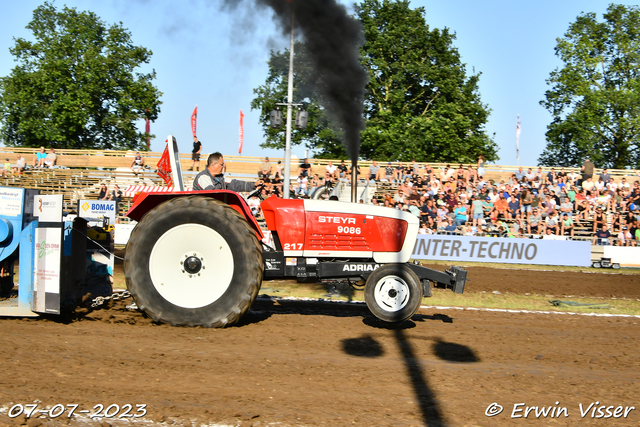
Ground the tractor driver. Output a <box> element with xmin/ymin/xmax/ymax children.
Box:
<box><xmin>193</xmin><ymin>152</ymin><xmax>263</xmax><ymax>192</ymax></box>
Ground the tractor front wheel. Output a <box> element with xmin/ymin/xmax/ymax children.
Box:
<box><xmin>364</xmin><ymin>264</ymin><xmax>422</xmax><ymax>323</ymax></box>
<box><xmin>124</xmin><ymin>196</ymin><xmax>263</xmax><ymax>327</ymax></box>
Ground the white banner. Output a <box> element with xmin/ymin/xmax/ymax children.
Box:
<box><xmin>412</xmin><ymin>235</ymin><xmax>591</xmax><ymax>267</ymax></box>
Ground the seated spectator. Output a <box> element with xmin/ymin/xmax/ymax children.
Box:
<box><xmin>368</xmin><ymin>160</ymin><xmax>380</xmax><ymax>181</ymax></box>
<box><xmin>545</xmin><ymin>211</ymin><xmax>560</xmax><ymax>234</ymax></box>
<box><xmin>384</xmin><ymin>162</ymin><xmax>394</xmax><ymax>181</ymax></box>
<box><xmin>258</xmin><ymin>156</ymin><xmax>272</xmax><ymax>179</ymax></box>
<box><xmin>325</xmin><ymin>161</ymin><xmax>337</xmax><ymax>185</ymax></box>
<box><xmin>394</xmin><ymin>162</ymin><xmax>406</xmax><ymax>182</ymax></box>
<box><xmin>299</xmin><ymin>158</ymin><xmax>311</xmax><ymax>177</ymax></box>
<box><xmin>493</xmin><ymin>195</ymin><xmax>509</xmax><ymax>219</ymax></box>
<box><xmin>33</xmin><ymin>147</ymin><xmax>47</xmax><ymax>168</ymax></box>
<box><xmin>561</xmin><ymin>213</ymin><xmax>574</xmax><ymax>237</ymax></box>
<box><xmin>454</xmin><ymin>202</ymin><xmax>468</xmax><ymax>226</ymax></box>
<box><xmin>582</xmin><ymin>177</ymin><xmax>595</xmax><ymax>192</ymax></box>
<box><xmin>617</xmin><ymin>226</ymin><xmax>634</xmax><ymax>246</ymax></box>
<box><xmin>443</xmin><ymin>218</ymin><xmax>457</xmax><ymax>234</ymax></box>
<box><xmin>559</xmin><ymin>196</ymin><xmax>573</xmax><ymax>218</ymax></box>
<box><xmin>527</xmin><ymin>208</ymin><xmax>543</xmax><ymax>235</ymax></box>
<box><xmin>592</xmin><ymin>224</ymin><xmax>612</xmax><ymax>245</ymax></box>
<box><xmin>515</xmin><ymin>166</ymin><xmax>525</xmax><ymax>181</ymax></box>
<box><xmin>98</xmin><ymin>182</ymin><xmax>109</xmax><ymax>200</ymax></box>
<box><xmin>296</xmin><ymin>174</ymin><xmax>308</xmax><ymax>196</ymax></box>
<box><xmin>130</xmin><ymin>151</ymin><xmax>145</xmax><ymax>174</ymax></box>
<box><xmin>248</xmin><ymin>194</ymin><xmax>262</xmax><ymax>218</ymax></box>
<box><xmin>592</xmin><ymin>207</ymin><xmax>606</xmax><ymax>232</ymax></box>
<box><xmin>12</xmin><ymin>154</ymin><xmax>26</xmax><ymax>175</ymax></box>
<box><xmin>337</xmin><ymin>160</ymin><xmax>348</xmax><ymax>179</ymax></box>
<box><xmin>2</xmin><ymin>158</ymin><xmax>11</xmax><ymax>177</ymax></box>
<box><xmin>43</xmin><ymin>148</ymin><xmax>57</xmax><ymax>167</ymax></box>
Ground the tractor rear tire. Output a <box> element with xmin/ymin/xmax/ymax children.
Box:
<box><xmin>124</xmin><ymin>196</ymin><xmax>263</xmax><ymax>327</ymax></box>
<box><xmin>364</xmin><ymin>264</ymin><xmax>422</xmax><ymax>323</ymax></box>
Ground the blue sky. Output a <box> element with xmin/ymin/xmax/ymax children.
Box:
<box><xmin>0</xmin><ymin>0</ymin><xmax>636</xmax><ymax>167</ymax></box>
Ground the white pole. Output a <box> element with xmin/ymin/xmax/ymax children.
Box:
<box><xmin>283</xmin><ymin>9</ymin><xmax>295</xmax><ymax>199</ymax></box>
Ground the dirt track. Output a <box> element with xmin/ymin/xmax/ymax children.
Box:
<box><xmin>1</xmin><ymin>266</ymin><xmax>639</xmax><ymax>427</ymax></box>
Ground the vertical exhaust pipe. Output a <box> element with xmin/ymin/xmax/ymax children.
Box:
<box><xmin>351</xmin><ymin>159</ymin><xmax>358</xmax><ymax>203</ymax></box>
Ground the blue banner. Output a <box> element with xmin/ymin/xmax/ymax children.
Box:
<box><xmin>412</xmin><ymin>235</ymin><xmax>591</xmax><ymax>267</ymax></box>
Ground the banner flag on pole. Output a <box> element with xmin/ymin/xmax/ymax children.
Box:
<box><xmin>145</xmin><ymin>116</ymin><xmax>150</xmax><ymax>150</ymax></box>
<box><xmin>239</xmin><ymin>110</ymin><xmax>245</xmax><ymax>154</ymax></box>
<box><xmin>516</xmin><ymin>114</ymin><xmax>521</xmax><ymax>162</ymax></box>
<box><xmin>191</xmin><ymin>105</ymin><xmax>198</xmax><ymax>137</ymax></box>
<box><xmin>157</xmin><ymin>142</ymin><xmax>173</xmax><ymax>187</ymax></box>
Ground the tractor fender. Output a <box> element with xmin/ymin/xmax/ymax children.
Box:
<box><xmin>126</xmin><ymin>190</ymin><xmax>263</xmax><ymax>240</ymax></box>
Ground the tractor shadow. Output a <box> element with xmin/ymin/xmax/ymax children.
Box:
<box><xmin>342</xmin><ymin>324</ymin><xmax>479</xmax><ymax>427</ymax></box>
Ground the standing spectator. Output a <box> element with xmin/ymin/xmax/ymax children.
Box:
<box><xmin>581</xmin><ymin>156</ymin><xmax>595</xmax><ymax>181</ymax></box>
<box><xmin>259</xmin><ymin>157</ymin><xmax>272</xmax><ymax>179</ymax></box>
<box><xmin>111</xmin><ymin>184</ymin><xmax>123</xmax><ymax>223</ymax></box>
<box><xmin>130</xmin><ymin>151</ymin><xmax>145</xmax><ymax>175</ymax></box>
<box><xmin>471</xmin><ymin>196</ymin><xmax>484</xmax><ymax>227</ymax></box>
<box><xmin>43</xmin><ymin>148</ymin><xmax>57</xmax><ymax>168</ymax></box>
<box><xmin>189</xmin><ymin>136</ymin><xmax>202</xmax><ymax>171</ymax></box>
<box><xmin>520</xmin><ymin>189</ymin><xmax>533</xmax><ymax>219</ymax></box>
<box><xmin>368</xmin><ymin>160</ymin><xmax>380</xmax><ymax>181</ymax></box>
<box><xmin>33</xmin><ymin>147</ymin><xmax>47</xmax><ymax>168</ymax></box>
<box><xmin>299</xmin><ymin>158</ymin><xmax>311</xmax><ymax>177</ymax></box>
<box><xmin>477</xmin><ymin>155</ymin><xmax>485</xmax><ymax>178</ymax></box>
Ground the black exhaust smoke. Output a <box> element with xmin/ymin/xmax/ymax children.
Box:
<box><xmin>220</xmin><ymin>0</ymin><xmax>368</xmax><ymax>163</ymax></box>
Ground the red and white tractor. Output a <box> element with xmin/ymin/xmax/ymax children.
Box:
<box><xmin>123</xmin><ymin>137</ymin><xmax>466</xmax><ymax>327</ymax></box>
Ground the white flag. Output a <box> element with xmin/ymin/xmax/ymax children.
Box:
<box><xmin>516</xmin><ymin>115</ymin><xmax>521</xmax><ymax>160</ymax></box>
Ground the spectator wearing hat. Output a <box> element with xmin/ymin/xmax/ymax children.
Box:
<box><xmin>384</xmin><ymin>162</ymin><xmax>394</xmax><ymax>181</ymax></box>
<box><xmin>617</xmin><ymin>226</ymin><xmax>634</xmax><ymax>246</ymax></box>
<box><xmin>259</xmin><ymin>156</ymin><xmax>272</xmax><ymax>179</ymax></box>
<box><xmin>2</xmin><ymin>158</ymin><xmax>11</xmax><ymax>177</ymax></box>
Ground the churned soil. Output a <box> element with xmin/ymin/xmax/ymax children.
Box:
<box><xmin>1</xmin><ymin>265</ymin><xmax>639</xmax><ymax>426</ymax></box>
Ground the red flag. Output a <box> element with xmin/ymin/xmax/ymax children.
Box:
<box><xmin>239</xmin><ymin>110</ymin><xmax>245</xmax><ymax>154</ymax></box>
<box><xmin>145</xmin><ymin>117</ymin><xmax>150</xmax><ymax>150</ymax></box>
<box><xmin>191</xmin><ymin>105</ymin><xmax>198</xmax><ymax>137</ymax></box>
<box><xmin>156</xmin><ymin>142</ymin><xmax>173</xmax><ymax>187</ymax></box>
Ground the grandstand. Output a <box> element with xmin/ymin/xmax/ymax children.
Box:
<box><xmin>0</xmin><ymin>146</ymin><xmax>638</xmax><ymax>245</ymax></box>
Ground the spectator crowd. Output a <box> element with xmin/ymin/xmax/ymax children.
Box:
<box><xmin>253</xmin><ymin>156</ymin><xmax>640</xmax><ymax>246</ymax></box>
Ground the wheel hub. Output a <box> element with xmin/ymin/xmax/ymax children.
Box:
<box><xmin>183</xmin><ymin>255</ymin><xmax>203</xmax><ymax>275</ymax></box>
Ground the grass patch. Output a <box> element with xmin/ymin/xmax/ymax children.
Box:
<box><xmin>424</xmin><ymin>288</ymin><xmax>640</xmax><ymax>316</ymax></box>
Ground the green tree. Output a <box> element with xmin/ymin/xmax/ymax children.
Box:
<box><xmin>357</xmin><ymin>0</ymin><xmax>497</xmax><ymax>163</ymax></box>
<box><xmin>251</xmin><ymin>0</ymin><xmax>498</xmax><ymax>163</ymax></box>
<box><xmin>539</xmin><ymin>4</ymin><xmax>640</xmax><ymax>169</ymax></box>
<box><xmin>0</xmin><ymin>2</ymin><xmax>162</xmax><ymax>150</ymax></box>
